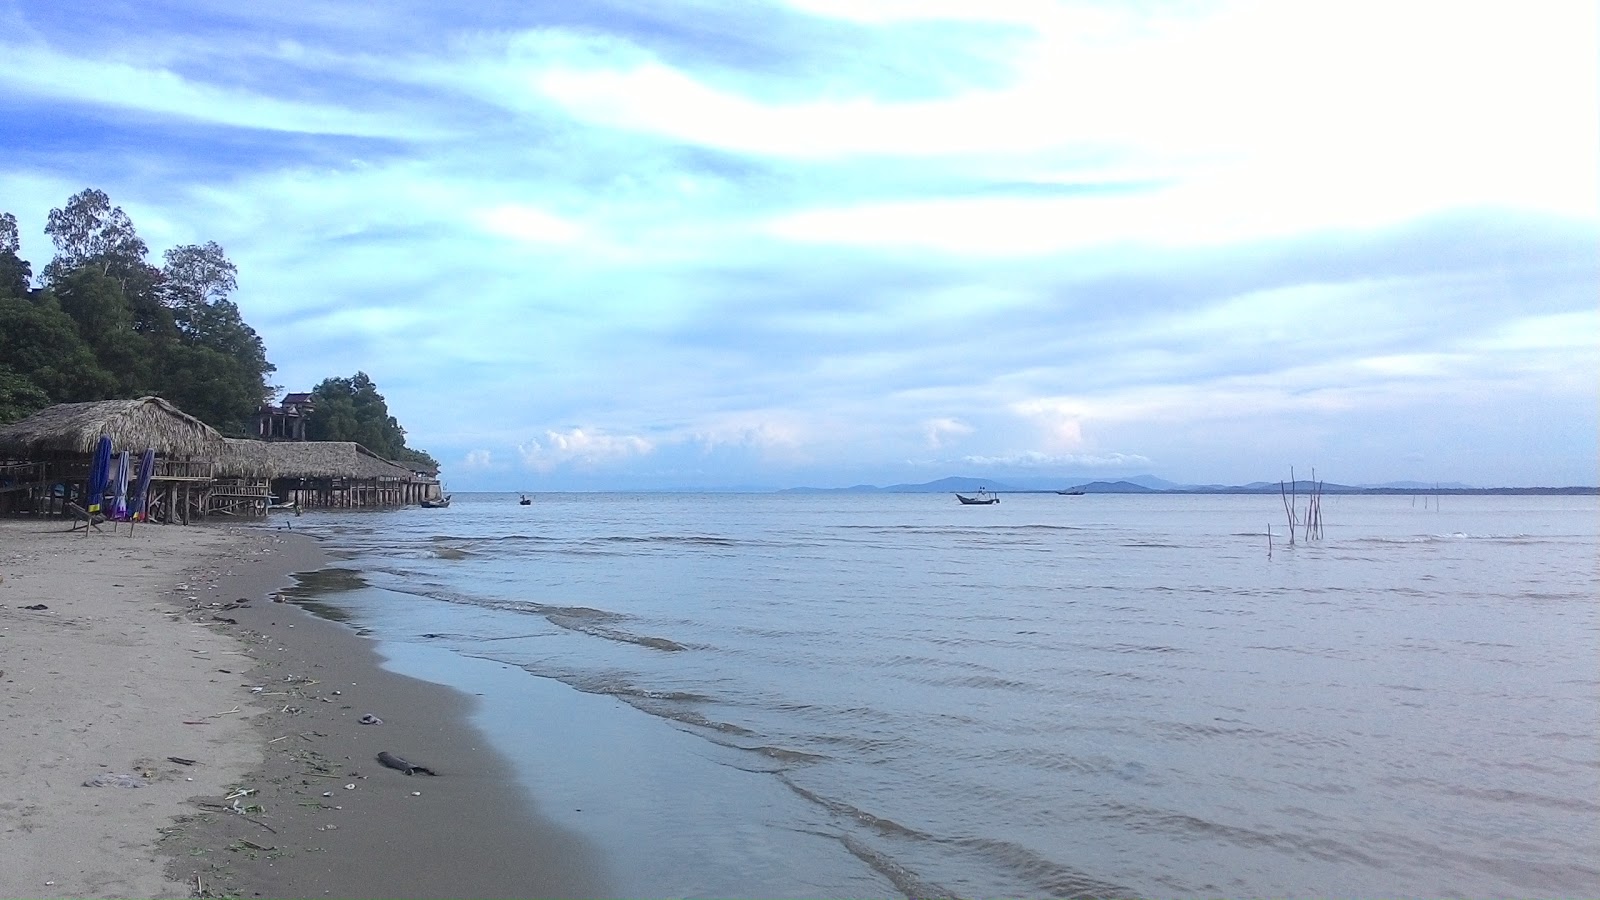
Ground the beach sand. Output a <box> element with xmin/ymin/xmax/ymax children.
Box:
<box><xmin>0</xmin><ymin>518</ymin><xmax>608</xmax><ymax>899</ymax></box>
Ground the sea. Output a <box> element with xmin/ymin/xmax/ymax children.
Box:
<box><xmin>268</xmin><ymin>492</ymin><xmax>1599</xmax><ymax>898</ymax></box>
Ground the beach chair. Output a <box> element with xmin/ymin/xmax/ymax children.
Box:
<box><xmin>65</xmin><ymin>501</ymin><xmax>106</xmax><ymax>533</ymax></box>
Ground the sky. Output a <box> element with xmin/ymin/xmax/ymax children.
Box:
<box><xmin>1</xmin><ymin>1</ymin><xmax>1595</xmax><ymax>490</ymax></box>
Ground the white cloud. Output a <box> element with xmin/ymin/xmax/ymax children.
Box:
<box><xmin>959</xmin><ymin>450</ymin><xmax>1151</xmax><ymax>469</ymax></box>
<box><xmin>923</xmin><ymin>417</ymin><xmax>973</xmax><ymax>448</ymax></box>
<box><xmin>475</xmin><ymin>205</ymin><xmax>584</xmax><ymax>244</ymax></box>
<box><xmin>517</xmin><ymin>428</ymin><xmax>655</xmax><ymax>472</ymax></box>
<box><xmin>462</xmin><ymin>449</ymin><xmax>494</xmax><ymax>470</ymax></box>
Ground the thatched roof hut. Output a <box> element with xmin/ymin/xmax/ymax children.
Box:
<box><xmin>217</xmin><ymin>438</ymin><xmax>275</xmax><ymax>478</ymax></box>
<box><xmin>265</xmin><ymin>441</ymin><xmax>416</xmax><ymax>480</ymax></box>
<box><xmin>0</xmin><ymin>397</ymin><xmax>225</xmax><ymax>458</ymax></box>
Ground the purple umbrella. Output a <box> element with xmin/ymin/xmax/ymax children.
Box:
<box><xmin>86</xmin><ymin>435</ymin><xmax>112</xmax><ymax>517</ymax></box>
<box><xmin>111</xmin><ymin>450</ymin><xmax>130</xmax><ymax>522</ymax></box>
<box><xmin>131</xmin><ymin>449</ymin><xmax>155</xmax><ymax>529</ymax></box>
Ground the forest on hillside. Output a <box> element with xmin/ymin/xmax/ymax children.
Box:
<box><xmin>0</xmin><ymin>189</ymin><xmax>435</xmax><ymax>469</ymax></box>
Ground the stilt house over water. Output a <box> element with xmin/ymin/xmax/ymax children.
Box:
<box><xmin>265</xmin><ymin>441</ymin><xmax>437</xmax><ymax>509</ymax></box>
<box><xmin>0</xmin><ymin>397</ymin><xmax>441</xmax><ymax>521</ymax></box>
<box><xmin>0</xmin><ymin>397</ymin><xmax>225</xmax><ymax>522</ymax></box>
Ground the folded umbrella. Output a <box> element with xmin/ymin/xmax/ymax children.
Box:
<box><xmin>87</xmin><ymin>435</ymin><xmax>112</xmax><ymax>517</ymax></box>
<box><xmin>131</xmin><ymin>449</ymin><xmax>155</xmax><ymax>523</ymax></box>
<box><xmin>111</xmin><ymin>450</ymin><xmax>130</xmax><ymax>521</ymax></box>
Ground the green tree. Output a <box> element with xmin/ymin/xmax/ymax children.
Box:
<box><xmin>158</xmin><ymin>344</ymin><xmax>269</xmax><ymax>435</ymax></box>
<box><xmin>305</xmin><ymin>372</ymin><xmax>425</xmax><ymax>461</ymax></box>
<box><xmin>162</xmin><ymin>241</ymin><xmax>237</xmax><ymax>309</ymax></box>
<box><xmin>50</xmin><ymin>269</ymin><xmax>155</xmax><ymax>397</ymax></box>
<box><xmin>157</xmin><ymin>299</ymin><xmax>274</xmax><ymax>434</ymax></box>
<box><xmin>0</xmin><ymin>212</ymin><xmax>31</xmax><ymax>299</ymax></box>
<box><xmin>0</xmin><ymin>294</ymin><xmax>116</xmax><ymax>404</ymax></box>
<box><xmin>43</xmin><ymin>189</ymin><xmax>150</xmax><ymax>283</ymax></box>
<box><xmin>0</xmin><ymin>364</ymin><xmax>51</xmax><ymax>424</ymax></box>
<box><xmin>150</xmin><ymin>240</ymin><xmax>272</xmax><ymax>432</ymax></box>
<box><xmin>393</xmin><ymin>446</ymin><xmax>440</xmax><ymax>471</ymax></box>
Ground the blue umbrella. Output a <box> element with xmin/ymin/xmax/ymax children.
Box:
<box><xmin>111</xmin><ymin>450</ymin><xmax>130</xmax><ymax>521</ymax></box>
<box><xmin>131</xmin><ymin>449</ymin><xmax>155</xmax><ymax>525</ymax></box>
<box><xmin>86</xmin><ymin>435</ymin><xmax>112</xmax><ymax>516</ymax></box>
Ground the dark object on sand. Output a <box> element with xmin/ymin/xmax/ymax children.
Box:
<box><xmin>377</xmin><ymin>751</ymin><xmax>437</xmax><ymax>776</ymax></box>
<box><xmin>23</xmin><ymin>603</ymin><xmax>49</xmax><ymax>610</ymax></box>
<box><xmin>65</xmin><ymin>501</ymin><xmax>105</xmax><ymax>531</ymax></box>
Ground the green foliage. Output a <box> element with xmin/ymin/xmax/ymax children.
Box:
<box><xmin>0</xmin><ymin>294</ymin><xmax>117</xmax><ymax>405</ymax></box>
<box><xmin>4</xmin><ymin>191</ymin><xmax>427</xmax><ymax>459</ymax></box>
<box><xmin>0</xmin><ymin>191</ymin><xmax>275</xmax><ymax>435</ymax></box>
<box><xmin>393</xmin><ymin>446</ymin><xmax>440</xmax><ymax>471</ymax></box>
<box><xmin>306</xmin><ymin>372</ymin><xmax>407</xmax><ymax>458</ymax></box>
<box><xmin>304</xmin><ymin>372</ymin><xmax>435</xmax><ymax>466</ymax></box>
<box><xmin>0</xmin><ymin>213</ymin><xmax>30</xmax><ymax>299</ymax></box>
<box><xmin>43</xmin><ymin>188</ymin><xmax>148</xmax><ymax>284</ymax></box>
<box><xmin>160</xmin><ymin>344</ymin><xmax>270</xmax><ymax>435</ymax></box>
<box><xmin>0</xmin><ymin>364</ymin><xmax>51</xmax><ymax>424</ymax></box>
<box><xmin>0</xmin><ymin>250</ymin><xmax>30</xmax><ymax>301</ymax></box>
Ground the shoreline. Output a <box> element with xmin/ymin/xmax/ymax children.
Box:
<box><xmin>0</xmin><ymin>518</ymin><xmax>607</xmax><ymax>899</ymax></box>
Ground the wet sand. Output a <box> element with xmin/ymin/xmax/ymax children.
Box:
<box><xmin>0</xmin><ymin>518</ymin><xmax>608</xmax><ymax>899</ymax></box>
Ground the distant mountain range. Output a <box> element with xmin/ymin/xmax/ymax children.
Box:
<box><xmin>781</xmin><ymin>476</ymin><xmax>1597</xmax><ymax>495</ymax></box>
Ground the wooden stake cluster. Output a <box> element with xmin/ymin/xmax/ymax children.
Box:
<box><xmin>1278</xmin><ymin>466</ymin><xmax>1326</xmax><ymax>545</ymax></box>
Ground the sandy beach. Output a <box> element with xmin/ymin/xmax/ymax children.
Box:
<box><xmin>0</xmin><ymin>518</ymin><xmax>607</xmax><ymax>900</ymax></box>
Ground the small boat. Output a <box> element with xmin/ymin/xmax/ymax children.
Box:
<box><xmin>1056</xmin><ymin>490</ymin><xmax>1085</xmax><ymax>495</ymax></box>
<box><xmin>518</xmin><ymin>495</ymin><xmax>532</xmax><ymax>505</ymax></box>
<box><xmin>421</xmin><ymin>495</ymin><xmax>451</xmax><ymax>509</ymax></box>
<box><xmin>956</xmin><ymin>489</ymin><xmax>1000</xmax><ymax>505</ymax></box>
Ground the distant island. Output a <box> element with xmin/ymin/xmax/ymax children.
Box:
<box><xmin>779</xmin><ymin>475</ymin><xmax>1598</xmax><ymax>496</ymax></box>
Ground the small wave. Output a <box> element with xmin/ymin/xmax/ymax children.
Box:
<box><xmin>834</xmin><ymin>833</ymin><xmax>959</xmax><ymax>900</ymax></box>
<box><xmin>536</xmin><ymin>669</ymin><xmax>755</xmax><ymax>736</ymax></box>
<box><xmin>1157</xmin><ymin>719</ymin><xmax>1274</xmax><ymax>740</ymax></box>
<box><xmin>1101</xmin><ymin>801</ymin><xmax>1383</xmax><ymax>866</ymax></box>
<box><xmin>581</xmin><ymin>534</ymin><xmax>741</xmax><ymax>548</ymax></box>
<box><xmin>951</xmin><ymin>836</ymin><xmax>1132</xmax><ymax>900</ymax></box>
<box><xmin>929</xmin><ymin>673</ymin><xmax>1039</xmax><ymax>691</ymax></box>
<box><xmin>745</xmin><ymin>745</ymin><xmax>828</xmax><ymax>764</ymax></box>
<box><xmin>782</xmin><ymin>779</ymin><xmax>931</xmax><ymax>841</ymax></box>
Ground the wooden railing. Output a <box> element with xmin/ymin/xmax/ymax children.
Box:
<box><xmin>155</xmin><ymin>459</ymin><xmax>213</xmax><ymax>480</ymax></box>
<box><xmin>211</xmin><ymin>479</ymin><xmax>272</xmax><ymax>497</ymax></box>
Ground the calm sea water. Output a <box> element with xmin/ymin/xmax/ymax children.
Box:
<box><xmin>274</xmin><ymin>492</ymin><xmax>1599</xmax><ymax>898</ymax></box>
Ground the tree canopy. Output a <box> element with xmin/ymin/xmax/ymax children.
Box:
<box><xmin>305</xmin><ymin>372</ymin><xmax>438</xmax><ymax>469</ymax></box>
<box><xmin>1</xmin><ymin>188</ymin><xmax>436</xmax><ymax>471</ymax></box>
<box><xmin>0</xmin><ymin>189</ymin><xmax>276</xmax><ymax>435</ymax></box>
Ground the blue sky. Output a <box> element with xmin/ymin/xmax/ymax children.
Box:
<box><xmin>2</xmin><ymin>1</ymin><xmax>1595</xmax><ymax>490</ymax></box>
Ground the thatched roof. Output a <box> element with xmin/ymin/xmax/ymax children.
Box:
<box><xmin>217</xmin><ymin>438</ymin><xmax>274</xmax><ymax>478</ymax></box>
<box><xmin>0</xmin><ymin>397</ymin><xmax>224</xmax><ymax>458</ymax></box>
<box><xmin>264</xmin><ymin>441</ymin><xmax>418</xmax><ymax>480</ymax></box>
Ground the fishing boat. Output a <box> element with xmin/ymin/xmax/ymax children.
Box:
<box><xmin>1056</xmin><ymin>490</ymin><xmax>1085</xmax><ymax>495</ymax></box>
<box><xmin>518</xmin><ymin>495</ymin><xmax>532</xmax><ymax>505</ymax></box>
<box><xmin>421</xmin><ymin>495</ymin><xmax>451</xmax><ymax>509</ymax></box>
<box><xmin>955</xmin><ymin>489</ymin><xmax>1000</xmax><ymax>505</ymax></box>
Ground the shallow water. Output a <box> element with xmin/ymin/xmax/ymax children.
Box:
<box><xmin>273</xmin><ymin>492</ymin><xmax>1600</xmax><ymax>898</ymax></box>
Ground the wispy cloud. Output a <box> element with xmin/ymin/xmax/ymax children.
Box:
<box><xmin>0</xmin><ymin>0</ymin><xmax>1593</xmax><ymax>488</ymax></box>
